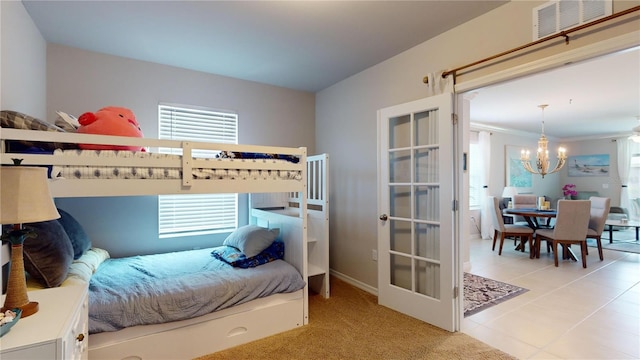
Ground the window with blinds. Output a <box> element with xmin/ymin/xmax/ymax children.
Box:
<box><xmin>158</xmin><ymin>104</ymin><xmax>238</xmax><ymax>238</ymax></box>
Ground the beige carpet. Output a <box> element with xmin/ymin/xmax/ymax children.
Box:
<box><xmin>195</xmin><ymin>276</ymin><xmax>515</xmax><ymax>360</ymax></box>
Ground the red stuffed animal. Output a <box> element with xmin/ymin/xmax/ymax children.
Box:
<box><xmin>77</xmin><ymin>106</ymin><xmax>145</xmax><ymax>151</ymax></box>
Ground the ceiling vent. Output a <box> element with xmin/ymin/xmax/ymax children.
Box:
<box><xmin>533</xmin><ymin>0</ymin><xmax>612</xmax><ymax>40</ymax></box>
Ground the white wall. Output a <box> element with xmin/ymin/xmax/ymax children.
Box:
<box><xmin>0</xmin><ymin>1</ymin><xmax>47</xmax><ymax>117</ymax></box>
<box><xmin>485</xmin><ymin>130</ymin><xmax>562</xmax><ymax>200</ymax></box>
<box><xmin>316</xmin><ymin>0</ymin><xmax>639</xmax><ymax>289</ymax></box>
<box><xmin>560</xmin><ymin>138</ymin><xmax>621</xmax><ymax>205</ymax></box>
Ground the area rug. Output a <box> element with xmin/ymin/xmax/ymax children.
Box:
<box><xmin>587</xmin><ymin>229</ymin><xmax>640</xmax><ymax>254</ymax></box>
<box><xmin>464</xmin><ymin>273</ymin><xmax>528</xmax><ymax>317</ymax></box>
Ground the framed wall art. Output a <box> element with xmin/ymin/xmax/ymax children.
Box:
<box><xmin>567</xmin><ymin>154</ymin><xmax>610</xmax><ymax>177</ymax></box>
<box><xmin>505</xmin><ymin>145</ymin><xmax>532</xmax><ymax>190</ymax></box>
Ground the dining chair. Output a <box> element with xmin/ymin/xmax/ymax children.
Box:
<box><xmin>489</xmin><ymin>196</ymin><xmax>535</xmax><ymax>257</ymax></box>
<box><xmin>585</xmin><ymin>196</ymin><xmax>610</xmax><ymax>261</ymax></box>
<box><xmin>535</xmin><ymin>200</ymin><xmax>591</xmax><ymax>268</ymax></box>
<box><xmin>511</xmin><ymin>194</ymin><xmax>537</xmax><ymax>225</ymax></box>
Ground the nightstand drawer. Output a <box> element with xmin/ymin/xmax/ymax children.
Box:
<box><xmin>1</xmin><ymin>285</ymin><xmax>88</xmax><ymax>360</ymax></box>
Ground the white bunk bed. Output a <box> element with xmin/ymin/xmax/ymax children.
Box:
<box><xmin>0</xmin><ymin>128</ymin><xmax>310</xmax><ymax>359</ymax></box>
<box><xmin>250</xmin><ymin>153</ymin><xmax>330</xmax><ymax>298</ymax></box>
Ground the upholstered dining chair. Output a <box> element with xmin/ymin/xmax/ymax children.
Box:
<box><xmin>511</xmin><ymin>194</ymin><xmax>537</xmax><ymax>225</ymax></box>
<box><xmin>489</xmin><ymin>196</ymin><xmax>535</xmax><ymax>257</ymax></box>
<box><xmin>535</xmin><ymin>200</ymin><xmax>591</xmax><ymax>268</ymax></box>
<box><xmin>585</xmin><ymin>196</ymin><xmax>610</xmax><ymax>261</ymax></box>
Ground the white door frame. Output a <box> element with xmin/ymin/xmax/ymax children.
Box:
<box><xmin>455</xmin><ymin>32</ymin><xmax>639</xmax><ymax>95</ymax></box>
<box><xmin>454</xmin><ymin>31</ymin><xmax>639</xmax><ymax>329</ymax></box>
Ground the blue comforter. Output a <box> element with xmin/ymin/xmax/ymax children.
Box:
<box><xmin>88</xmin><ymin>247</ymin><xmax>305</xmax><ymax>334</ymax></box>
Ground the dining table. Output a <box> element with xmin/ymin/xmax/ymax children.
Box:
<box><xmin>502</xmin><ymin>207</ymin><xmax>579</xmax><ymax>261</ymax></box>
<box><xmin>503</xmin><ymin>208</ymin><xmax>557</xmax><ymax>230</ymax></box>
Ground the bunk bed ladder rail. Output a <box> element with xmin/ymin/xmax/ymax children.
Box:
<box><xmin>288</xmin><ymin>154</ymin><xmax>328</xmax><ymax>212</ymax></box>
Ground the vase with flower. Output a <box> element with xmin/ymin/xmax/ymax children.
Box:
<box><xmin>562</xmin><ymin>184</ymin><xmax>577</xmax><ymax>200</ymax></box>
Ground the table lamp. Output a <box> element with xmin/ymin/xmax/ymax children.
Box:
<box><xmin>1</xmin><ymin>165</ymin><xmax>60</xmax><ymax>317</ymax></box>
<box><xmin>502</xmin><ymin>187</ymin><xmax>519</xmax><ymax>208</ymax></box>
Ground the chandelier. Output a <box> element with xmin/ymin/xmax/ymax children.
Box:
<box><xmin>520</xmin><ymin>104</ymin><xmax>567</xmax><ymax>178</ymax></box>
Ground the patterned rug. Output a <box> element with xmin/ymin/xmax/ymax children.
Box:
<box><xmin>464</xmin><ymin>273</ymin><xmax>528</xmax><ymax>317</ymax></box>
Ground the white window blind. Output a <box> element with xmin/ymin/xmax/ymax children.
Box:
<box><xmin>158</xmin><ymin>104</ymin><xmax>238</xmax><ymax>238</ymax></box>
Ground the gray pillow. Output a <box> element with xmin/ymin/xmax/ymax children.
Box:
<box><xmin>0</xmin><ymin>110</ymin><xmax>77</xmax><ymax>150</ymax></box>
<box><xmin>22</xmin><ymin>220</ymin><xmax>74</xmax><ymax>288</ymax></box>
<box><xmin>56</xmin><ymin>208</ymin><xmax>91</xmax><ymax>260</ymax></box>
<box><xmin>223</xmin><ymin>225</ymin><xmax>280</xmax><ymax>258</ymax></box>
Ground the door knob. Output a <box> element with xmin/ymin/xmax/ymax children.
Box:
<box><xmin>379</xmin><ymin>214</ymin><xmax>388</xmax><ymax>221</ymax></box>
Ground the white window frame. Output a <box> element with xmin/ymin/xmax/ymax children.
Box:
<box><xmin>158</xmin><ymin>104</ymin><xmax>239</xmax><ymax>238</ymax></box>
<box><xmin>630</xmin><ymin>152</ymin><xmax>640</xmax><ymax>220</ymax></box>
<box><xmin>468</xmin><ymin>135</ymin><xmax>482</xmax><ymax>210</ymax></box>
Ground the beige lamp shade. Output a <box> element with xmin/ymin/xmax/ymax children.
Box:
<box><xmin>1</xmin><ymin>166</ymin><xmax>60</xmax><ymax>224</ymax></box>
<box><xmin>502</xmin><ymin>186</ymin><xmax>519</xmax><ymax>199</ymax></box>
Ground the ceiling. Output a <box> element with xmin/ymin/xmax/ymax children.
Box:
<box><xmin>21</xmin><ymin>1</ymin><xmax>640</xmax><ymax>140</ymax></box>
<box><xmin>469</xmin><ymin>46</ymin><xmax>640</xmax><ymax>140</ymax></box>
<box><xmin>22</xmin><ymin>0</ymin><xmax>506</xmax><ymax>93</ymax></box>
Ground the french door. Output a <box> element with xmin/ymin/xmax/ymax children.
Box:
<box><xmin>377</xmin><ymin>92</ymin><xmax>457</xmax><ymax>331</ymax></box>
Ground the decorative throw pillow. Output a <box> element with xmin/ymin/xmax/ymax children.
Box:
<box><xmin>211</xmin><ymin>240</ymin><xmax>284</xmax><ymax>268</ymax></box>
<box><xmin>222</xmin><ymin>225</ymin><xmax>279</xmax><ymax>258</ymax></box>
<box><xmin>54</xmin><ymin>111</ymin><xmax>80</xmax><ymax>132</ymax></box>
<box><xmin>0</xmin><ymin>110</ymin><xmax>78</xmax><ymax>150</ymax></box>
<box><xmin>22</xmin><ymin>220</ymin><xmax>74</xmax><ymax>288</ymax></box>
<box><xmin>56</xmin><ymin>208</ymin><xmax>91</xmax><ymax>260</ymax></box>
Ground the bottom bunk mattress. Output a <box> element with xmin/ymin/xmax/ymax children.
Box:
<box><xmin>89</xmin><ymin>246</ymin><xmax>305</xmax><ymax>334</ymax></box>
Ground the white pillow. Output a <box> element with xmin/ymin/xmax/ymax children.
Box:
<box><xmin>223</xmin><ymin>225</ymin><xmax>280</xmax><ymax>258</ymax></box>
<box><xmin>55</xmin><ymin>110</ymin><xmax>80</xmax><ymax>130</ymax></box>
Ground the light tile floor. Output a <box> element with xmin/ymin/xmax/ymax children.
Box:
<box><xmin>462</xmin><ymin>236</ymin><xmax>640</xmax><ymax>359</ymax></box>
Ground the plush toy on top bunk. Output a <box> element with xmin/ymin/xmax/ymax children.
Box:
<box><xmin>77</xmin><ymin>106</ymin><xmax>146</xmax><ymax>151</ymax></box>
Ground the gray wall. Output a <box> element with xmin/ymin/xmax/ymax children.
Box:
<box><xmin>560</xmin><ymin>138</ymin><xmax>621</xmax><ymax>206</ymax></box>
<box><xmin>2</xmin><ymin>1</ymin><xmax>316</xmax><ymax>258</ymax></box>
<box><xmin>48</xmin><ymin>45</ymin><xmax>316</xmax><ymax>257</ymax></box>
<box><xmin>0</xmin><ymin>1</ymin><xmax>46</xmax><ymax>117</ymax></box>
<box><xmin>315</xmin><ymin>0</ymin><xmax>638</xmax><ymax>290</ymax></box>
<box><xmin>3</xmin><ymin>0</ymin><xmax>635</xmax><ymax>282</ymax></box>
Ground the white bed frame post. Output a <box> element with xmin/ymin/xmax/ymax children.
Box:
<box><xmin>299</xmin><ymin>149</ymin><xmax>309</xmax><ymax>324</ymax></box>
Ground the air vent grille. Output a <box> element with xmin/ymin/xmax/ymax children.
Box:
<box><xmin>533</xmin><ymin>0</ymin><xmax>612</xmax><ymax>40</ymax></box>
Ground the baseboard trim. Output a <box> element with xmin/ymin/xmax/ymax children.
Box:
<box><xmin>329</xmin><ymin>269</ymin><xmax>378</xmax><ymax>296</ymax></box>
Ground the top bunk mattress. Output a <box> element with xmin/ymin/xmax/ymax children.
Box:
<box><xmin>1</xmin><ymin>128</ymin><xmax>308</xmax><ymax>196</ymax></box>
<box><xmin>50</xmin><ymin>149</ymin><xmax>303</xmax><ymax>181</ymax></box>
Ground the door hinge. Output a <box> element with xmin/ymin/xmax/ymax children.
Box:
<box><xmin>451</xmin><ymin>113</ymin><xmax>458</xmax><ymax>125</ymax></box>
<box><xmin>453</xmin><ymin>286</ymin><xmax>459</xmax><ymax>298</ymax></box>
<box><xmin>452</xmin><ymin>199</ymin><xmax>458</xmax><ymax>211</ymax></box>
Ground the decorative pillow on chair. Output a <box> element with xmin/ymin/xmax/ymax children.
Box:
<box><xmin>56</xmin><ymin>208</ymin><xmax>91</xmax><ymax>260</ymax></box>
<box><xmin>222</xmin><ymin>225</ymin><xmax>280</xmax><ymax>258</ymax></box>
<box><xmin>22</xmin><ymin>220</ymin><xmax>74</xmax><ymax>288</ymax></box>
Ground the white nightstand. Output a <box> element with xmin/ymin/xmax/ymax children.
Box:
<box><xmin>0</xmin><ymin>285</ymin><xmax>88</xmax><ymax>360</ymax></box>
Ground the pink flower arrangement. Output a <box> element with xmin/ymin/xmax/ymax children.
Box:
<box><xmin>562</xmin><ymin>184</ymin><xmax>577</xmax><ymax>197</ymax></box>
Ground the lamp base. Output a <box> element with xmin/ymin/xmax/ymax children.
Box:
<box><xmin>1</xmin><ymin>301</ymin><xmax>38</xmax><ymax>317</ymax></box>
<box><xmin>1</xmin><ymin>230</ymin><xmax>39</xmax><ymax>318</ymax></box>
